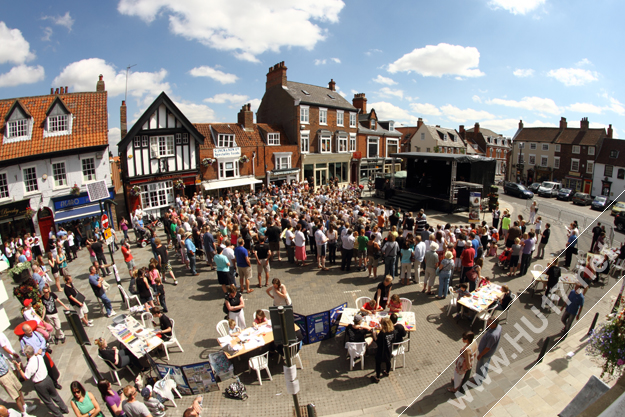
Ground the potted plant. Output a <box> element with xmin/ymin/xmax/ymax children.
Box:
<box><xmin>174</xmin><ymin>179</ymin><xmax>185</xmax><ymax>189</ymax></box>
<box><xmin>8</xmin><ymin>261</ymin><xmax>32</xmax><ymax>284</ymax></box>
<box><xmin>202</xmin><ymin>158</ymin><xmax>215</xmax><ymax>167</ymax></box>
<box><xmin>587</xmin><ymin>308</ymin><xmax>625</xmax><ymax>379</ymax></box>
<box><xmin>24</xmin><ymin>207</ymin><xmax>35</xmax><ymax>220</ymax></box>
<box><xmin>130</xmin><ymin>185</ymin><xmax>142</xmax><ymax>197</ymax></box>
<box><xmin>433</xmin><ymin>146</ymin><xmax>440</xmax><ymax>153</ymax></box>
<box><xmin>70</xmin><ymin>184</ymin><xmax>81</xmax><ymax>196</ymax></box>
<box><xmin>239</xmin><ymin>155</ymin><xmax>250</xmax><ymax>163</ymax></box>
<box><xmin>13</xmin><ymin>277</ymin><xmax>44</xmax><ymax>315</ymax></box>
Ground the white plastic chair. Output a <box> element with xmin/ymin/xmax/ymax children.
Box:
<box><xmin>98</xmin><ymin>355</ymin><xmax>135</xmax><ymax>386</ymax></box>
<box><xmin>345</xmin><ymin>342</ymin><xmax>367</xmax><ymax>370</ymax></box>
<box><xmin>279</xmin><ymin>341</ymin><xmax>303</xmax><ymax>369</ymax></box>
<box><xmin>216</xmin><ymin>320</ymin><xmax>230</xmax><ymax>338</ymax></box>
<box><xmin>610</xmin><ymin>258</ymin><xmax>625</xmax><ymax>277</ymax></box>
<box><xmin>118</xmin><ymin>285</ymin><xmax>141</xmax><ymax>310</ymax></box>
<box><xmin>355</xmin><ymin>297</ymin><xmax>370</xmax><ymax>310</ymax></box>
<box><xmin>472</xmin><ymin>304</ymin><xmax>498</xmax><ymax>330</ymax></box>
<box><xmin>532</xmin><ymin>264</ymin><xmax>544</xmax><ymax>272</ymax></box>
<box><xmin>141</xmin><ymin>312</ymin><xmax>153</xmax><ymax>329</ymax></box>
<box><xmin>497</xmin><ymin>293</ymin><xmax>516</xmax><ymax>323</ymax></box>
<box><xmin>392</xmin><ymin>339</ymin><xmax>410</xmax><ymax>371</ymax></box>
<box><xmin>399</xmin><ymin>297</ymin><xmax>412</xmax><ymax>312</ymax></box>
<box><xmin>446</xmin><ymin>287</ymin><xmax>457</xmax><ymax>316</ymax></box>
<box><xmin>153</xmin><ymin>369</ymin><xmax>182</xmax><ymax>407</ymax></box>
<box><xmin>248</xmin><ymin>351</ymin><xmax>272</xmax><ymax>385</ymax></box>
<box><xmin>162</xmin><ymin>319</ymin><xmax>184</xmax><ymax>361</ymax></box>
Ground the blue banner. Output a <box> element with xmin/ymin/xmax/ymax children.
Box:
<box><xmin>306</xmin><ymin>311</ymin><xmax>330</xmax><ymax>344</ymax></box>
<box><xmin>293</xmin><ymin>312</ymin><xmax>308</xmax><ymax>344</ymax></box>
<box><xmin>52</xmin><ymin>189</ymin><xmax>115</xmax><ymax>211</ymax></box>
<box><xmin>329</xmin><ymin>303</ymin><xmax>347</xmax><ymax>338</ymax></box>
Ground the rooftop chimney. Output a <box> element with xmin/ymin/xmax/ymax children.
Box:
<box><xmin>474</xmin><ymin>122</ymin><xmax>480</xmax><ymax>134</ymax></box>
<box><xmin>352</xmin><ymin>93</ymin><xmax>367</xmax><ymax>114</ymax></box>
<box><xmin>266</xmin><ymin>61</ymin><xmax>287</xmax><ymax>90</ymax></box>
<box><xmin>238</xmin><ymin>103</ymin><xmax>254</xmax><ymax>131</ymax></box>
<box><xmin>559</xmin><ymin>117</ymin><xmax>567</xmax><ymax>130</ymax></box>
<box><xmin>417</xmin><ymin>118</ymin><xmax>424</xmax><ymax>130</ymax></box>
<box><xmin>96</xmin><ymin>74</ymin><xmax>105</xmax><ymax>92</ymax></box>
<box><xmin>120</xmin><ymin>100</ymin><xmax>127</xmax><ymax>138</ymax></box>
<box><xmin>459</xmin><ymin>125</ymin><xmax>465</xmax><ymax>137</ymax></box>
<box><xmin>581</xmin><ymin>117</ymin><xmax>589</xmax><ymax>131</ymax></box>
<box><xmin>50</xmin><ymin>88</ymin><xmax>54</xmax><ymax>95</ymax></box>
<box><xmin>328</xmin><ymin>79</ymin><xmax>336</xmax><ymax>91</ymax></box>
<box><xmin>608</xmin><ymin>124</ymin><xmax>613</xmax><ymax>138</ymax></box>
<box><xmin>55</xmin><ymin>88</ymin><xmax>59</xmax><ymax>94</ymax></box>
<box><xmin>65</xmin><ymin>86</ymin><xmax>68</xmax><ymax>94</ymax></box>
<box><xmin>519</xmin><ymin>119</ymin><xmax>524</xmax><ymax>129</ymax></box>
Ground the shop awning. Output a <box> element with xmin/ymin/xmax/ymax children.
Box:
<box><xmin>54</xmin><ymin>203</ymin><xmax>102</xmax><ymax>223</ymax></box>
<box><xmin>270</xmin><ymin>168</ymin><xmax>300</xmax><ymax>176</ymax></box>
<box><xmin>202</xmin><ymin>177</ymin><xmax>262</xmax><ymax>191</ymax></box>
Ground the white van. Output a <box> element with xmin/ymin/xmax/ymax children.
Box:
<box><xmin>537</xmin><ymin>181</ymin><xmax>561</xmax><ymax>198</ymax></box>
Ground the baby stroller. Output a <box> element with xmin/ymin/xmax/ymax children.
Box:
<box><xmin>498</xmin><ymin>247</ymin><xmax>512</xmax><ymax>269</ymax></box>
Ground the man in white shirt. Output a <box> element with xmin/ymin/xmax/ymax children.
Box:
<box><xmin>15</xmin><ymin>346</ymin><xmax>67</xmax><ymax>417</ymax></box>
<box><xmin>314</xmin><ymin>225</ymin><xmax>329</xmax><ymax>270</ymax></box>
<box><xmin>222</xmin><ymin>242</ymin><xmax>237</xmax><ymax>288</ymax></box>
<box><xmin>412</xmin><ymin>235</ymin><xmax>427</xmax><ymax>285</ymax></box>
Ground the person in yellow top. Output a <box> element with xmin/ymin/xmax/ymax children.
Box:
<box><xmin>500</xmin><ymin>212</ymin><xmax>511</xmax><ymax>242</ymax></box>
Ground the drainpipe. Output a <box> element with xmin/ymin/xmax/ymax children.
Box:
<box><xmin>252</xmin><ymin>151</ymin><xmax>256</xmax><ymax>176</ymax></box>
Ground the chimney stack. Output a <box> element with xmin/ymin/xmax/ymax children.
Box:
<box><xmin>65</xmin><ymin>86</ymin><xmax>68</xmax><ymax>94</ymax></box>
<box><xmin>328</xmin><ymin>79</ymin><xmax>336</xmax><ymax>91</ymax></box>
<box><xmin>559</xmin><ymin>117</ymin><xmax>567</xmax><ymax>130</ymax></box>
<box><xmin>608</xmin><ymin>124</ymin><xmax>613</xmax><ymax>138</ymax></box>
<box><xmin>266</xmin><ymin>61</ymin><xmax>287</xmax><ymax>90</ymax></box>
<box><xmin>519</xmin><ymin>119</ymin><xmax>524</xmax><ymax>129</ymax></box>
<box><xmin>352</xmin><ymin>93</ymin><xmax>367</xmax><ymax>114</ymax></box>
<box><xmin>474</xmin><ymin>122</ymin><xmax>480</xmax><ymax>134</ymax></box>
<box><xmin>96</xmin><ymin>74</ymin><xmax>105</xmax><ymax>92</ymax></box>
<box><xmin>459</xmin><ymin>125</ymin><xmax>465</xmax><ymax>137</ymax></box>
<box><xmin>120</xmin><ymin>100</ymin><xmax>127</xmax><ymax>138</ymax></box>
<box><xmin>238</xmin><ymin>103</ymin><xmax>254</xmax><ymax>131</ymax></box>
<box><xmin>50</xmin><ymin>88</ymin><xmax>54</xmax><ymax>95</ymax></box>
<box><xmin>417</xmin><ymin>118</ymin><xmax>424</xmax><ymax>129</ymax></box>
<box><xmin>580</xmin><ymin>117</ymin><xmax>589</xmax><ymax>131</ymax></box>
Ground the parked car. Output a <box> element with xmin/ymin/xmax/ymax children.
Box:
<box><xmin>615</xmin><ymin>212</ymin><xmax>625</xmax><ymax>232</ymax></box>
<box><xmin>528</xmin><ymin>182</ymin><xmax>541</xmax><ymax>193</ymax></box>
<box><xmin>537</xmin><ymin>181</ymin><xmax>561</xmax><ymax>198</ymax></box>
<box><xmin>503</xmin><ymin>182</ymin><xmax>534</xmax><ymax>199</ymax></box>
<box><xmin>557</xmin><ymin>188</ymin><xmax>574</xmax><ymax>201</ymax></box>
<box><xmin>572</xmin><ymin>192</ymin><xmax>593</xmax><ymax>206</ymax></box>
<box><xmin>611</xmin><ymin>201</ymin><xmax>625</xmax><ymax>216</ymax></box>
<box><xmin>591</xmin><ymin>195</ymin><xmax>610</xmax><ymax>211</ymax></box>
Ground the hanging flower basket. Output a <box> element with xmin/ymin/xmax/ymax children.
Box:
<box><xmin>239</xmin><ymin>155</ymin><xmax>250</xmax><ymax>163</ymax></box>
<box><xmin>13</xmin><ymin>277</ymin><xmax>44</xmax><ymax>315</ymax></box>
<box><xmin>586</xmin><ymin>307</ymin><xmax>625</xmax><ymax>380</ymax></box>
<box><xmin>130</xmin><ymin>185</ymin><xmax>142</xmax><ymax>197</ymax></box>
<box><xmin>8</xmin><ymin>262</ymin><xmax>32</xmax><ymax>282</ymax></box>
<box><xmin>70</xmin><ymin>185</ymin><xmax>81</xmax><ymax>196</ymax></box>
<box><xmin>202</xmin><ymin>158</ymin><xmax>216</xmax><ymax>167</ymax></box>
<box><xmin>24</xmin><ymin>207</ymin><xmax>35</xmax><ymax>220</ymax></box>
<box><xmin>174</xmin><ymin>179</ymin><xmax>185</xmax><ymax>189</ymax></box>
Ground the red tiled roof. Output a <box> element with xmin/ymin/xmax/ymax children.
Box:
<box><xmin>595</xmin><ymin>138</ymin><xmax>625</xmax><ymax>165</ymax></box>
<box><xmin>194</xmin><ymin>122</ymin><xmax>285</xmax><ymax>150</ymax></box>
<box><xmin>0</xmin><ymin>91</ymin><xmax>108</xmax><ymax>161</ymax></box>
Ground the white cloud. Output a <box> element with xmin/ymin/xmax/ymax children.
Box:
<box><xmin>373</xmin><ymin>75</ymin><xmax>396</xmax><ymax>85</ymax></box>
<box><xmin>409</xmin><ymin>102</ymin><xmax>441</xmax><ymax>116</ymax></box>
<box><xmin>331</xmin><ymin>57</ymin><xmax>341</xmax><ymax>64</ymax></box>
<box><xmin>368</xmin><ymin>101</ymin><xmax>420</xmax><ymax>125</ymax></box>
<box><xmin>118</xmin><ymin>0</ymin><xmax>345</xmax><ymax>62</ymax></box>
<box><xmin>108</xmin><ymin>127</ymin><xmax>121</xmax><ymax>156</ymax></box>
<box><xmin>440</xmin><ymin>105</ymin><xmax>495</xmax><ymax>122</ymax></box>
<box><xmin>522</xmin><ymin>119</ymin><xmax>558</xmax><ymax>128</ymax></box>
<box><xmin>350</xmin><ymin>89</ymin><xmax>358</xmax><ymax>95</ymax></box>
<box><xmin>472</xmin><ymin>95</ymin><xmax>482</xmax><ymax>103</ymax></box>
<box><xmin>52</xmin><ymin>58</ymin><xmax>170</xmax><ymax>104</ymax></box>
<box><xmin>0</xmin><ymin>22</ymin><xmax>35</xmax><ymax>65</ymax></box>
<box><xmin>388</xmin><ymin>43</ymin><xmax>484</xmax><ymax>78</ymax></box>
<box><xmin>576</xmin><ymin>58</ymin><xmax>591</xmax><ymax>67</ymax></box>
<box><xmin>513</xmin><ymin>68</ymin><xmax>534</xmax><ymax>77</ymax></box>
<box><xmin>188</xmin><ymin>66</ymin><xmax>237</xmax><ymax>84</ymax></box>
<box><xmin>478</xmin><ymin>118</ymin><xmax>521</xmax><ymax>133</ymax></box>
<box><xmin>173</xmin><ymin>100</ymin><xmax>217</xmax><ymax>123</ymax></box>
<box><xmin>203</xmin><ymin>93</ymin><xmax>249</xmax><ymax>104</ymax></box>
<box><xmin>488</xmin><ymin>0</ymin><xmax>545</xmax><ymax>15</ymax></box>
<box><xmin>608</xmin><ymin>97</ymin><xmax>625</xmax><ymax>116</ymax></box>
<box><xmin>314</xmin><ymin>59</ymin><xmax>326</xmax><ymax>66</ymax></box>
<box><xmin>42</xmin><ymin>12</ymin><xmax>74</xmax><ymax>31</ymax></box>
<box><xmin>248</xmin><ymin>98</ymin><xmax>261</xmax><ymax>112</ymax></box>
<box><xmin>365</xmin><ymin>49</ymin><xmax>382</xmax><ymax>56</ymax></box>
<box><xmin>0</xmin><ymin>65</ymin><xmax>45</xmax><ymax>88</ymax></box>
<box><xmin>487</xmin><ymin>96</ymin><xmax>561</xmax><ymax>115</ymax></box>
<box><xmin>547</xmin><ymin>68</ymin><xmax>598</xmax><ymax>86</ymax></box>
<box><xmin>377</xmin><ymin>87</ymin><xmax>403</xmax><ymax>100</ymax></box>
<box><xmin>566</xmin><ymin>102</ymin><xmax>603</xmax><ymax>114</ymax></box>
<box><xmin>42</xmin><ymin>27</ymin><xmax>53</xmax><ymax>42</ymax></box>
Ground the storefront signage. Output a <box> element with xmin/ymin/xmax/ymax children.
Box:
<box><xmin>0</xmin><ymin>199</ymin><xmax>30</xmax><ymax>221</ymax></box>
<box><xmin>213</xmin><ymin>147</ymin><xmax>241</xmax><ymax>158</ymax></box>
<box><xmin>53</xmin><ymin>190</ymin><xmax>114</xmax><ymax>211</ymax></box>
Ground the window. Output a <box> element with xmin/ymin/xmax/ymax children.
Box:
<box><xmin>0</xmin><ymin>173</ymin><xmax>8</xmax><ymax>199</ymax></box>
<box><xmin>571</xmin><ymin>158</ymin><xmax>580</xmax><ymax>172</ymax></box>
<box><xmin>52</xmin><ymin>162</ymin><xmax>67</xmax><ymax>187</ymax></box>
<box><xmin>7</xmin><ymin>119</ymin><xmax>28</xmax><ymax>138</ymax></box>
<box><xmin>371</xmin><ymin>119</ymin><xmax>376</xmax><ymax>130</ymax></box>
<box><xmin>175</xmin><ymin>133</ymin><xmax>181</xmax><ymax>144</ymax></box>
<box><xmin>530</xmin><ymin>143</ymin><xmax>537</xmax><ymax>150</ymax></box>
<box><xmin>150</xmin><ymin>136</ymin><xmax>175</xmax><ymax>158</ymax></box>
<box><xmin>421</xmin><ymin>133</ymin><xmax>425</xmax><ymax>140</ymax></box>
<box><xmin>588</xmin><ymin>146</ymin><xmax>595</xmax><ymax>156</ymax></box>
<box><xmin>541</xmin><ymin>156</ymin><xmax>548</xmax><ymax>167</ymax></box>
<box><xmin>555</xmin><ymin>144</ymin><xmax>561</xmax><ymax>152</ymax></box>
<box><xmin>572</xmin><ymin>145</ymin><xmax>581</xmax><ymax>154</ymax></box>
<box><xmin>300</xmin><ymin>132</ymin><xmax>309</xmax><ymax>153</ymax></box>
<box><xmin>349</xmin><ymin>112</ymin><xmax>356</xmax><ymax>128</ymax></box>
<box><xmin>368</xmin><ymin>137</ymin><xmax>379</xmax><ymax>158</ymax></box>
<box><xmin>142</xmin><ymin>136</ymin><xmax>148</xmax><ymax>147</ymax></box>
<box><xmin>275</xmin><ymin>155</ymin><xmax>291</xmax><ymax>169</ymax></box>
<box><xmin>183</xmin><ymin>133</ymin><xmax>189</xmax><ymax>144</ymax></box>
<box><xmin>605</xmin><ymin>165</ymin><xmax>614</xmax><ymax>177</ymax></box>
<box><xmin>23</xmin><ymin>167</ymin><xmax>38</xmax><ymax>193</ymax></box>
<box><xmin>319</xmin><ymin>108</ymin><xmax>327</xmax><ymax>125</ymax></box>
<box><xmin>542</xmin><ymin>144</ymin><xmax>549</xmax><ymax>151</ymax></box>
<box><xmin>337</xmin><ymin>134</ymin><xmax>348</xmax><ymax>152</ymax></box>
<box><xmin>426</xmin><ymin>148</ymin><xmax>431</xmax><ymax>153</ymax></box>
<box><xmin>300</xmin><ymin>106</ymin><xmax>309</xmax><ymax>124</ymax></box>
<box><xmin>387</xmin><ymin>139</ymin><xmax>399</xmax><ymax>156</ymax></box>
<box><xmin>554</xmin><ymin>157</ymin><xmax>560</xmax><ymax>169</ymax></box>
<box><xmin>82</xmin><ymin>158</ymin><xmax>96</xmax><ymax>182</ymax></box>
<box><xmin>329</xmin><ymin>162</ymin><xmax>348</xmax><ymax>182</ymax></box>
<box><xmin>217</xmin><ymin>134</ymin><xmax>236</xmax><ymax>147</ymax></box>
<box><xmin>496</xmin><ymin>149</ymin><xmax>501</xmax><ymax>159</ymax></box>
<box><xmin>134</xmin><ymin>137</ymin><xmax>141</xmax><ymax>148</ymax></box>
<box><xmin>389</xmin><ymin>122</ymin><xmax>395</xmax><ymax>131</ymax></box>
<box><xmin>349</xmin><ymin>133</ymin><xmax>356</xmax><ymax>152</ymax></box>
<box><xmin>48</xmin><ymin>115</ymin><xmax>68</xmax><ymax>132</ymax></box>
<box><xmin>140</xmin><ymin>181</ymin><xmax>174</xmax><ymax>209</ymax></box>
<box><xmin>610</xmin><ymin>150</ymin><xmax>619</xmax><ymax>158</ymax></box>
<box><xmin>529</xmin><ymin>154</ymin><xmax>536</xmax><ymax>165</ymax></box>
<box><xmin>219</xmin><ymin>161</ymin><xmax>239</xmax><ymax>179</ymax></box>
<box><xmin>442</xmin><ymin>134</ymin><xmax>447</xmax><ymax>141</ymax></box>
<box><xmin>415</xmin><ymin>146</ymin><xmax>421</xmax><ymax>152</ymax></box>
<box><xmin>320</xmin><ymin>133</ymin><xmax>331</xmax><ymax>153</ymax></box>
<box><xmin>618</xmin><ymin>169</ymin><xmax>625</xmax><ymax>180</ymax></box>
<box><xmin>267</xmin><ymin>133</ymin><xmax>280</xmax><ymax>145</ymax></box>
<box><xmin>587</xmin><ymin>161</ymin><xmax>594</xmax><ymax>174</ymax></box>
<box><xmin>337</xmin><ymin>111</ymin><xmax>344</xmax><ymax>127</ymax></box>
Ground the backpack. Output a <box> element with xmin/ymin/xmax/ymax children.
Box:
<box><xmin>465</xmin><ymin>267</ymin><xmax>479</xmax><ymax>282</ymax></box>
<box><xmin>224</xmin><ymin>378</ymin><xmax>248</xmax><ymax>401</ymax></box>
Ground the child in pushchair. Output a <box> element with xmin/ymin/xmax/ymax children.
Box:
<box><xmin>498</xmin><ymin>247</ymin><xmax>512</xmax><ymax>269</ymax></box>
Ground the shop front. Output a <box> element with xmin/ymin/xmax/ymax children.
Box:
<box><xmin>563</xmin><ymin>174</ymin><xmax>591</xmax><ymax>193</ymax></box>
<box><xmin>0</xmin><ymin>199</ymin><xmax>34</xmax><ymax>241</ymax></box>
<box><xmin>267</xmin><ymin>168</ymin><xmax>300</xmax><ymax>187</ymax></box>
<box><xmin>127</xmin><ymin>174</ymin><xmax>196</xmax><ymax>216</ymax></box>
<box><xmin>302</xmin><ymin>153</ymin><xmax>351</xmax><ymax>189</ymax></box>
<box><xmin>51</xmin><ymin>188</ymin><xmax>116</xmax><ymax>242</ymax></box>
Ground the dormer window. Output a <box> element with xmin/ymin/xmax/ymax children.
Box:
<box><xmin>371</xmin><ymin>119</ymin><xmax>376</xmax><ymax>130</ymax></box>
<box><xmin>217</xmin><ymin>134</ymin><xmax>236</xmax><ymax>147</ymax></box>
<box><xmin>44</xmin><ymin>97</ymin><xmax>72</xmax><ymax>137</ymax></box>
<box><xmin>7</xmin><ymin>119</ymin><xmax>28</xmax><ymax>138</ymax></box>
<box><xmin>389</xmin><ymin>122</ymin><xmax>395</xmax><ymax>131</ymax></box>
<box><xmin>48</xmin><ymin>115</ymin><xmax>68</xmax><ymax>132</ymax></box>
<box><xmin>4</xmin><ymin>101</ymin><xmax>32</xmax><ymax>143</ymax></box>
<box><xmin>267</xmin><ymin>133</ymin><xmax>280</xmax><ymax>145</ymax></box>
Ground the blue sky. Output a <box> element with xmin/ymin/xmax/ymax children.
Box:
<box><xmin>1</xmin><ymin>0</ymin><xmax>624</xmax><ymax>154</ymax></box>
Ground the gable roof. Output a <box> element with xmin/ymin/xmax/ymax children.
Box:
<box><xmin>358</xmin><ymin>110</ymin><xmax>401</xmax><ymax>137</ymax></box>
<box><xmin>424</xmin><ymin>125</ymin><xmax>464</xmax><ymax>146</ymax></box>
<box><xmin>118</xmin><ymin>92</ymin><xmax>204</xmax><ymax>151</ymax></box>
<box><xmin>595</xmin><ymin>138</ymin><xmax>625</xmax><ymax>165</ymax></box>
<box><xmin>284</xmin><ymin>81</ymin><xmax>356</xmax><ymax>111</ymax></box>
<box><xmin>0</xmin><ymin>91</ymin><xmax>108</xmax><ymax>162</ymax></box>
<box><xmin>513</xmin><ymin>127</ymin><xmax>561</xmax><ymax>143</ymax></box>
<box><xmin>45</xmin><ymin>96</ymin><xmax>70</xmax><ymax>116</ymax></box>
<box><xmin>195</xmin><ymin>122</ymin><xmax>287</xmax><ymax>150</ymax></box>
<box><xmin>555</xmin><ymin>128</ymin><xmax>605</xmax><ymax>145</ymax></box>
<box><xmin>467</xmin><ymin>127</ymin><xmax>502</xmax><ymax>138</ymax></box>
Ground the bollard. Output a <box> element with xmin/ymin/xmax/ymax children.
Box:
<box><xmin>587</xmin><ymin>312</ymin><xmax>599</xmax><ymax>336</ymax></box>
<box><xmin>307</xmin><ymin>404</ymin><xmax>317</xmax><ymax>417</ymax></box>
<box><xmin>537</xmin><ymin>336</ymin><xmax>551</xmax><ymax>364</ymax></box>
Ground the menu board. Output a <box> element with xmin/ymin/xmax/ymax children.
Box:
<box><xmin>181</xmin><ymin>362</ymin><xmax>219</xmax><ymax>394</ymax></box>
<box><xmin>306</xmin><ymin>311</ymin><xmax>330</xmax><ymax>343</ymax></box>
<box><xmin>329</xmin><ymin>303</ymin><xmax>347</xmax><ymax>337</ymax></box>
<box><xmin>155</xmin><ymin>364</ymin><xmax>192</xmax><ymax>396</ymax></box>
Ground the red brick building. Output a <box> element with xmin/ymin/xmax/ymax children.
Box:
<box><xmin>459</xmin><ymin>123</ymin><xmax>512</xmax><ymax>180</ymax></box>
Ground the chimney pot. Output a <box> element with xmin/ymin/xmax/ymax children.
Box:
<box><xmin>55</xmin><ymin>88</ymin><xmax>59</xmax><ymax>94</ymax></box>
<box><xmin>266</xmin><ymin>61</ymin><xmax>288</xmax><ymax>90</ymax></box>
<box><xmin>50</xmin><ymin>88</ymin><xmax>54</xmax><ymax>94</ymax></box>
<box><xmin>96</xmin><ymin>75</ymin><xmax>106</xmax><ymax>92</ymax></box>
<box><xmin>329</xmin><ymin>79</ymin><xmax>336</xmax><ymax>91</ymax></box>
<box><xmin>352</xmin><ymin>93</ymin><xmax>367</xmax><ymax>113</ymax></box>
<box><xmin>238</xmin><ymin>103</ymin><xmax>254</xmax><ymax>131</ymax></box>
<box><xmin>65</xmin><ymin>86</ymin><xmax>68</xmax><ymax>93</ymax></box>
<box><xmin>608</xmin><ymin>124</ymin><xmax>613</xmax><ymax>138</ymax></box>
<box><xmin>519</xmin><ymin>119</ymin><xmax>524</xmax><ymax>129</ymax></box>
